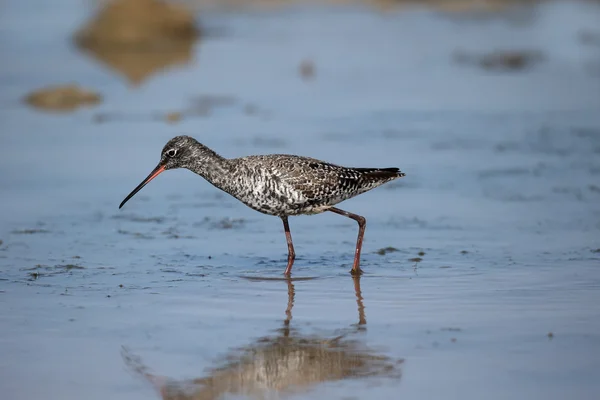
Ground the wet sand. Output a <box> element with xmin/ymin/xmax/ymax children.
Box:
<box><xmin>1</xmin><ymin>1</ymin><xmax>600</xmax><ymax>399</ymax></box>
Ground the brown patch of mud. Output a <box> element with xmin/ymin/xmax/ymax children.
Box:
<box><xmin>74</xmin><ymin>0</ymin><xmax>200</xmax><ymax>85</ymax></box>
<box><xmin>123</xmin><ymin>277</ymin><xmax>401</xmax><ymax>399</ymax></box>
<box><xmin>24</xmin><ymin>84</ymin><xmax>101</xmax><ymax>112</ymax></box>
<box><xmin>454</xmin><ymin>49</ymin><xmax>544</xmax><ymax>71</ymax></box>
<box><xmin>74</xmin><ymin>0</ymin><xmax>199</xmax><ymax>48</ymax></box>
<box><xmin>376</xmin><ymin>246</ymin><xmax>399</xmax><ymax>255</ymax></box>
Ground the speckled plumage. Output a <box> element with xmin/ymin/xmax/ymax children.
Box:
<box><xmin>119</xmin><ymin>135</ymin><xmax>406</xmax><ymax>275</ymax></box>
<box><xmin>158</xmin><ymin>136</ymin><xmax>405</xmax><ymax>216</ymax></box>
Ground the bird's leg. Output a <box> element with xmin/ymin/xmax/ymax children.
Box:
<box><xmin>327</xmin><ymin>207</ymin><xmax>366</xmax><ymax>275</ymax></box>
<box><xmin>281</xmin><ymin>217</ymin><xmax>296</xmax><ymax>276</ymax></box>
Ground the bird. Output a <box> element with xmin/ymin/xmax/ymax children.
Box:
<box><xmin>119</xmin><ymin>135</ymin><xmax>405</xmax><ymax>275</ymax></box>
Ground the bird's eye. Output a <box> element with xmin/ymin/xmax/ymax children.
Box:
<box><xmin>166</xmin><ymin>149</ymin><xmax>177</xmax><ymax>157</ymax></box>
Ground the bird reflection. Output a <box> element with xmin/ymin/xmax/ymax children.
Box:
<box><xmin>354</xmin><ymin>275</ymin><xmax>367</xmax><ymax>326</ymax></box>
<box><xmin>122</xmin><ymin>277</ymin><xmax>402</xmax><ymax>399</ymax></box>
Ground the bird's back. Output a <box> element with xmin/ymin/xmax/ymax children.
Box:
<box><xmin>223</xmin><ymin>154</ymin><xmax>404</xmax><ymax>216</ymax></box>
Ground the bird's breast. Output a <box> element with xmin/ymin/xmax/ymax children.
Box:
<box><xmin>221</xmin><ymin>171</ymin><xmax>304</xmax><ymax>216</ymax></box>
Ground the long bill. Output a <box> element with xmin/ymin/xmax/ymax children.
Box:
<box><xmin>119</xmin><ymin>164</ymin><xmax>166</xmax><ymax>209</ymax></box>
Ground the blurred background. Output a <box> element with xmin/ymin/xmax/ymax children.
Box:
<box><xmin>1</xmin><ymin>1</ymin><xmax>600</xmax><ymax>399</ymax></box>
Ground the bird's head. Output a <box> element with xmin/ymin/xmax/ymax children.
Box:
<box><xmin>118</xmin><ymin>135</ymin><xmax>199</xmax><ymax>209</ymax></box>
<box><xmin>159</xmin><ymin>135</ymin><xmax>198</xmax><ymax>170</ymax></box>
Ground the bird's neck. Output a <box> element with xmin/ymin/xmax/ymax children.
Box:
<box><xmin>186</xmin><ymin>143</ymin><xmax>232</xmax><ymax>189</ymax></box>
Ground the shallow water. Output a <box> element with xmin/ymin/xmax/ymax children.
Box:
<box><xmin>1</xmin><ymin>1</ymin><xmax>600</xmax><ymax>399</ymax></box>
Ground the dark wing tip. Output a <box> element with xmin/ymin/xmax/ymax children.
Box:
<box><xmin>386</xmin><ymin>168</ymin><xmax>405</xmax><ymax>178</ymax></box>
<box><xmin>357</xmin><ymin>167</ymin><xmax>405</xmax><ymax>180</ymax></box>
<box><xmin>383</xmin><ymin>167</ymin><xmax>405</xmax><ymax>177</ymax></box>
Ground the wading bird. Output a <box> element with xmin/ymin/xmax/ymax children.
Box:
<box><xmin>119</xmin><ymin>136</ymin><xmax>404</xmax><ymax>275</ymax></box>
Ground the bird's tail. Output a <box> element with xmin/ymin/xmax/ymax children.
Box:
<box><xmin>356</xmin><ymin>167</ymin><xmax>405</xmax><ymax>180</ymax></box>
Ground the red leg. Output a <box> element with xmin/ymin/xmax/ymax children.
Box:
<box><xmin>282</xmin><ymin>217</ymin><xmax>296</xmax><ymax>276</ymax></box>
<box><xmin>328</xmin><ymin>207</ymin><xmax>366</xmax><ymax>275</ymax></box>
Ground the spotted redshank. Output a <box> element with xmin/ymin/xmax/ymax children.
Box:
<box><xmin>119</xmin><ymin>135</ymin><xmax>405</xmax><ymax>275</ymax></box>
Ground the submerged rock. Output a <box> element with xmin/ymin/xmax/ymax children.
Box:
<box><xmin>376</xmin><ymin>246</ymin><xmax>399</xmax><ymax>255</ymax></box>
<box><xmin>74</xmin><ymin>0</ymin><xmax>199</xmax><ymax>49</ymax></box>
<box><xmin>74</xmin><ymin>0</ymin><xmax>200</xmax><ymax>85</ymax></box>
<box><xmin>25</xmin><ymin>84</ymin><xmax>101</xmax><ymax>112</ymax></box>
